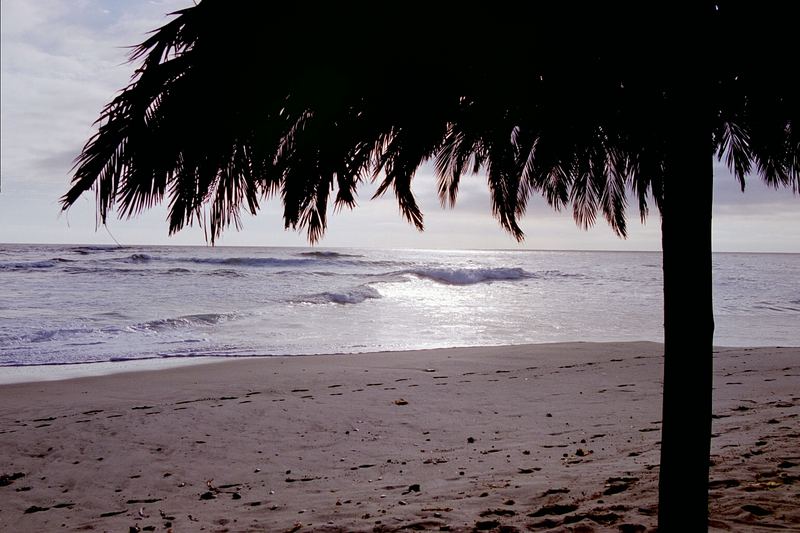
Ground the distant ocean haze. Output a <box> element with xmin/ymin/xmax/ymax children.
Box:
<box><xmin>0</xmin><ymin>244</ymin><xmax>797</xmax><ymax>366</ymax></box>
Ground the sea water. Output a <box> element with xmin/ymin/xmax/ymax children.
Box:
<box><xmin>0</xmin><ymin>244</ymin><xmax>797</xmax><ymax>367</ymax></box>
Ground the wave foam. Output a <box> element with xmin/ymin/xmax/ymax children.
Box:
<box><xmin>404</xmin><ymin>267</ymin><xmax>533</xmax><ymax>285</ymax></box>
<box><xmin>297</xmin><ymin>285</ymin><xmax>382</xmax><ymax>305</ymax></box>
<box><xmin>2</xmin><ymin>327</ymin><xmax>95</xmax><ymax>344</ymax></box>
<box><xmin>128</xmin><ymin>313</ymin><xmax>236</xmax><ymax>332</ymax></box>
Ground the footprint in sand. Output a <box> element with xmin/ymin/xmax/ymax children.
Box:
<box><xmin>0</xmin><ymin>472</ymin><xmax>25</xmax><ymax>487</ymax></box>
<box><xmin>528</xmin><ymin>503</ymin><xmax>578</xmax><ymax>517</ymax></box>
<box><xmin>126</xmin><ymin>498</ymin><xmax>162</xmax><ymax>504</ymax></box>
<box><xmin>709</xmin><ymin>479</ymin><xmax>740</xmax><ymax>489</ymax></box>
<box><xmin>541</xmin><ymin>487</ymin><xmax>570</xmax><ymax>496</ymax></box>
<box><xmin>479</xmin><ymin>508</ymin><xmax>516</xmax><ymax>517</ymax></box>
<box><xmin>618</xmin><ymin>525</ymin><xmax>646</xmax><ymax>533</ymax></box>
<box><xmin>603</xmin><ymin>476</ymin><xmax>638</xmax><ymax>495</ymax></box>
<box><xmin>741</xmin><ymin>504</ymin><xmax>772</xmax><ymax>516</ymax></box>
<box><xmin>24</xmin><ymin>505</ymin><xmax>52</xmax><ymax>514</ymax></box>
<box><xmin>99</xmin><ymin>509</ymin><xmax>127</xmax><ymax>517</ymax></box>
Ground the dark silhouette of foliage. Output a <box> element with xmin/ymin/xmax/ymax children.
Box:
<box><xmin>63</xmin><ymin>3</ymin><xmax>796</xmax><ymax>243</ymax></box>
<box><xmin>62</xmin><ymin>2</ymin><xmax>797</xmax><ymax>528</ymax></box>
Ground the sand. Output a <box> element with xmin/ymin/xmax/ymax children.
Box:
<box><xmin>0</xmin><ymin>342</ymin><xmax>798</xmax><ymax>532</ymax></box>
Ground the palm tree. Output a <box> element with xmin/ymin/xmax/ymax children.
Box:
<box><xmin>62</xmin><ymin>2</ymin><xmax>798</xmax><ymax>528</ymax></box>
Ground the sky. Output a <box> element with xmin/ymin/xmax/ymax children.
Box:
<box><xmin>1</xmin><ymin>1</ymin><xmax>797</xmax><ymax>252</ymax></box>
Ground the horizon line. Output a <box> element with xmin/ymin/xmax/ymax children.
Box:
<box><xmin>1</xmin><ymin>241</ymin><xmax>798</xmax><ymax>255</ymax></box>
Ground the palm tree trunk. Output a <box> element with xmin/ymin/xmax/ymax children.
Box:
<box><xmin>658</xmin><ymin>102</ymin><xmax>714</xmax><ymax>528</ymax></box>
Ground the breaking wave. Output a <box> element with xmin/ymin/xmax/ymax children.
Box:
<box><xmin>295</xmin><ymin>285</ymin><xmax>382</xmax><ymax>305</ymax></box>
<box><xmin>402</xmin><ymin>267</ymin><xmax>534</xmax><ymax>285</ymax></box>
<box><xmin>0</xmin><ymin>260</ymin><xmax>59</xmax><ymax>271</ymax></box>
<box><xmin>296</xmin><ymin>251</ymin><xmax>364</xmax><ymax>258</ymax></box>
<box><xmin>1</xmin><ymin>312</ymin><xmax>239</xmax><ymax>347</ymax></box>
<box><xmin>182</xmin><ymin>255</ymin><xmax>401</xmax><ymax>268</ymax></box>
<box><xmin>4</xmin><ymin>251</ymin><xmax>406</xmax><ymax>274</ymax></box>
<box><xmin>70</xmin><ymin>245</ymin><xmax>118</xmax><ymax>255</ymax></box>
<box><xmin>127</xmin><ymin>312</ymin><xmax>239</xmax><ymax>332</ymax></box>
<box><xmin>1</xmin><ymin>327</ymin><xmax>97</xmax><ymax>344</ymax></box>
<box><xmin>186</xmin><ymin>256</ymin><xmax>314</xmax><ymax>267</ymax></box>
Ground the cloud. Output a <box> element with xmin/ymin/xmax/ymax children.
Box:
<box><xmin>1</xmin><ymin>0</ymin><xmax>189</xmax><ymax>187</ymax></box>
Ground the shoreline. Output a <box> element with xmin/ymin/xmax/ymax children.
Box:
<box><xmin>3</xmin><ymin>341</ymin><xmax>798</xmax><ymax>386</ymax></box>
<box><xmin>1</xmin><ymin>342</ymin><xmax>798</xmax><ymax>531</ymax></box>
<box><xmin>0</xmin><ymin>356</ymin><xmax>223</xmax><ymax>385</ymax></box>
<box><xmin>0</xmin><ymin>342</ymin><xmax>608</xmax><ymax>386</ymax></box>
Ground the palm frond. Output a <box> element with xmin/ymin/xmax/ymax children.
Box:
<box><xmin>372</xmin><ymin>115</ymin><xmax>449</xmax><ymax>230</ymax></box>
<box><xmin>716</xmin><ymin>121</ymin><xmax>752</xmax><ymax>190</ymax></box>
<box><xmin>63</xmin><ymin>1</ymin><xmax>797</xmax><ymax>245</ymax></box>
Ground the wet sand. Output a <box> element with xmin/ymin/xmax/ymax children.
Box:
<box><xmin>1</xmin><ymin>342</ymin><xmax>798</xmax><ymax>532</ymax></box>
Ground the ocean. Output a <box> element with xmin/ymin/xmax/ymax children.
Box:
<box><xmin>0</xmin><ymin>244</ymin><xmax>797</xmax><ymax>367</ymax></box>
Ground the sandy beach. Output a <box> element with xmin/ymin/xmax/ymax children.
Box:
<box><xmin>1</xmin><ymin>342</ymin><xmax>798</xmax><ymax>532</ymax></box>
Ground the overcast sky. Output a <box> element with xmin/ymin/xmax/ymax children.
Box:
<box><xmin>1</xmin><ymin>1</ymin><xmax>797</xmax><ymax>252</ymax></box>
